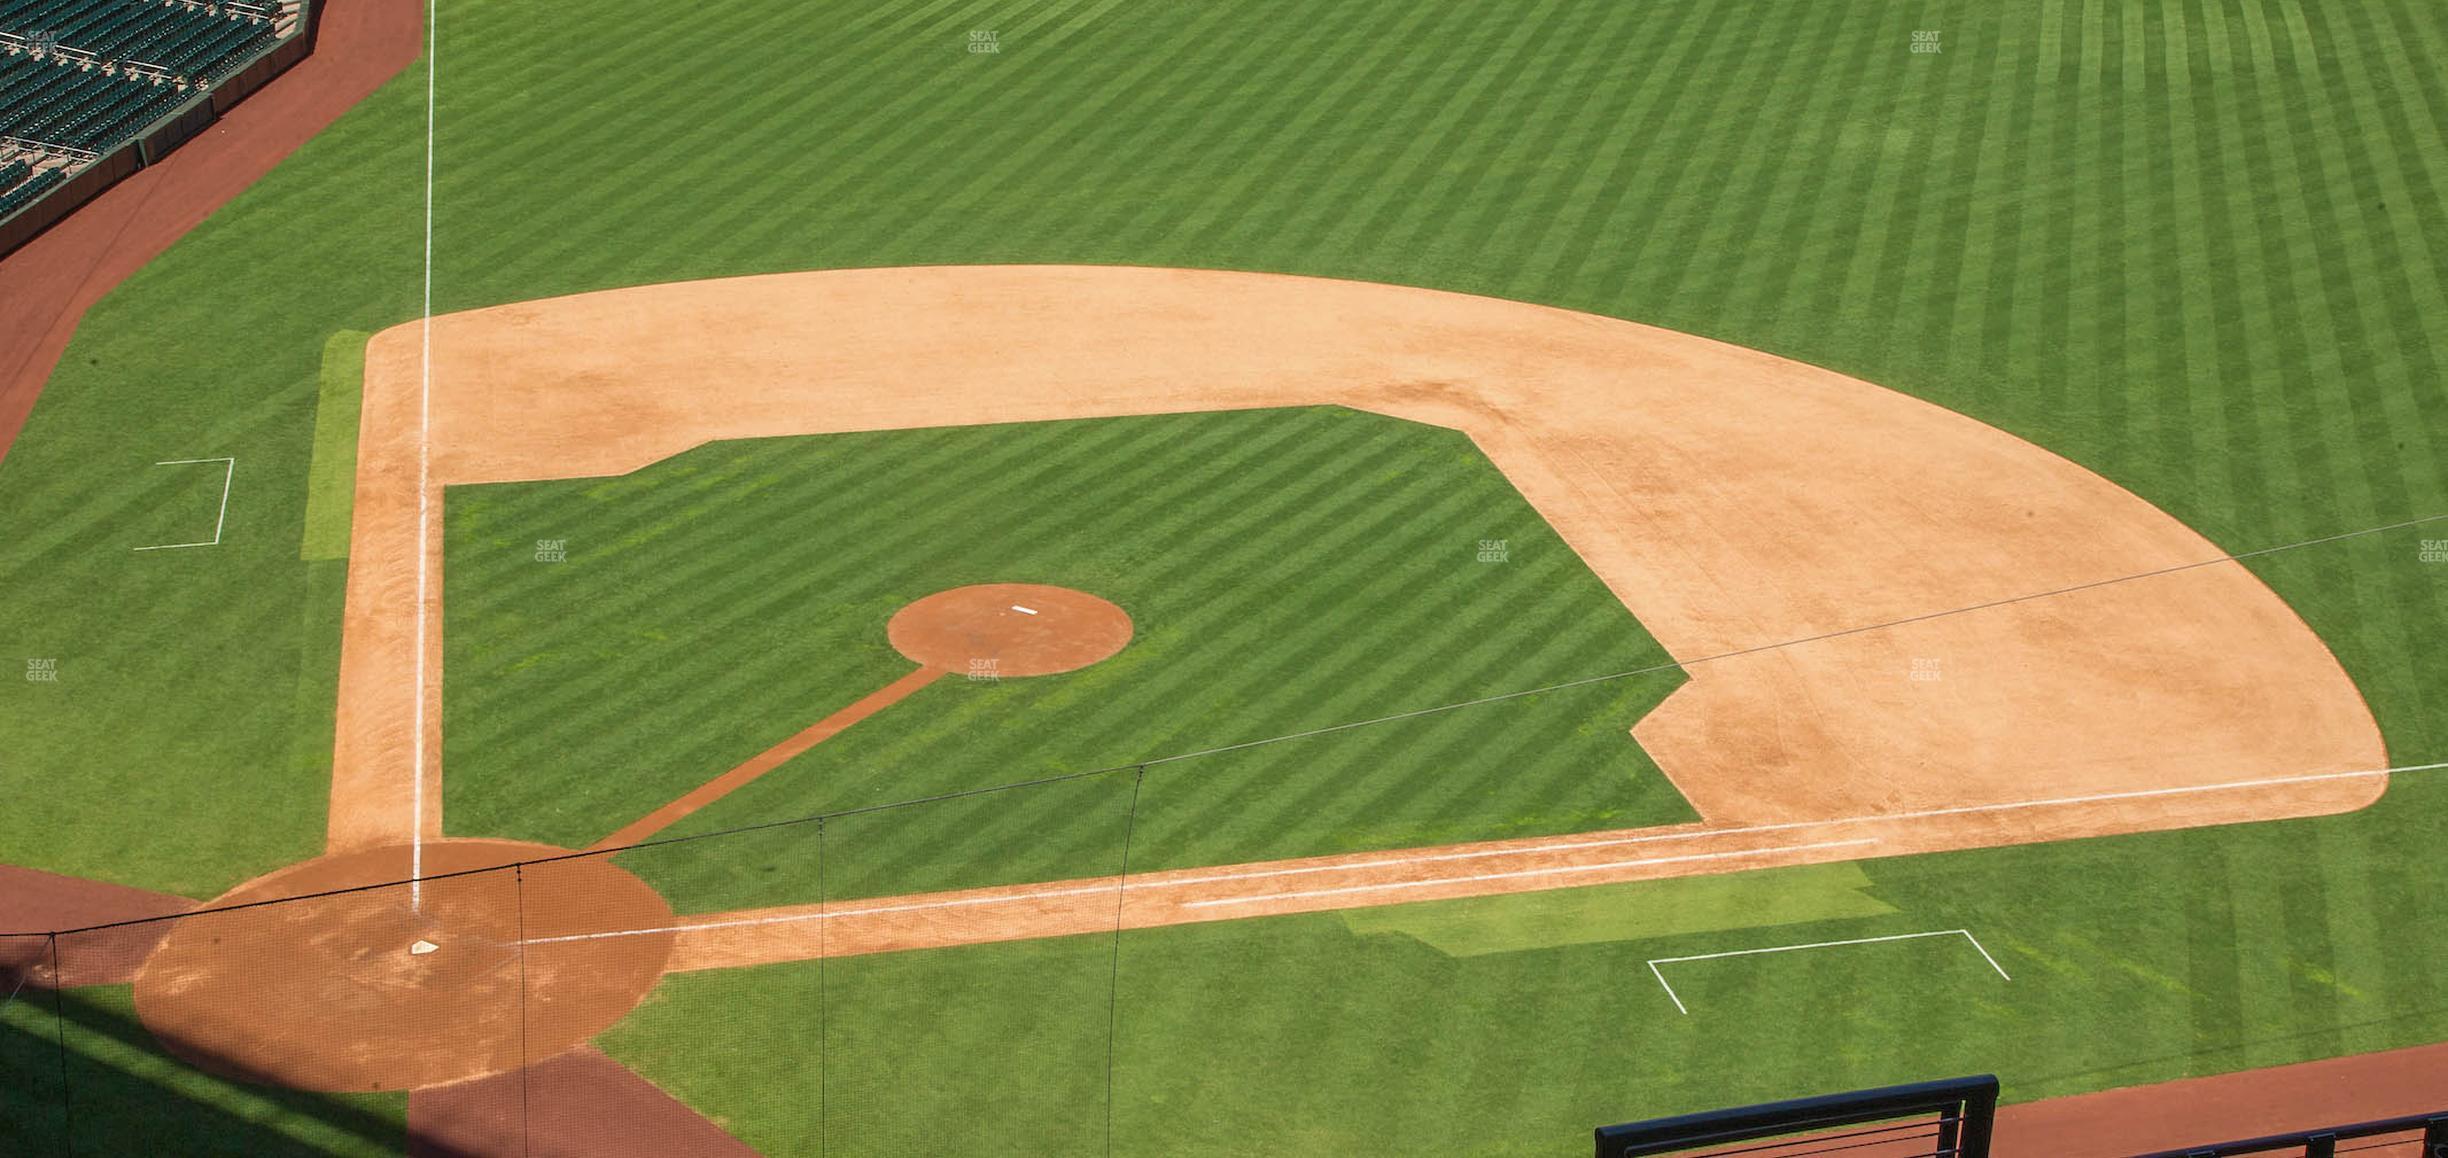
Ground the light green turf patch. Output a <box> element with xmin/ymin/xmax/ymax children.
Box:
<box><xmin>1339</xmin><ymin>862</ymin><xmax>1896</xmax><ymax>957</ymax></box>
<box><xmin>300</xmin><ymin>330</ymin><xmax>368</xmax><ymax>561</ymax></box>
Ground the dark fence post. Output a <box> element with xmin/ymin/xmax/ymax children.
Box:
<box><xmin>2426</xmin><ymin>1116</ymin><xmax>2448</xmax><ymax>1158</ymax></box>
<box><xmin>1956</xmin><ymin>1075</ymin><xmax>1997</xmax><ymax>1158</ymax></box>
<box><xmin>48</xmin><ymin>932</ymin><xmax>71</xmax><ymax>1156</ymax></box>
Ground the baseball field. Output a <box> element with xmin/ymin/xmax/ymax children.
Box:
<box><xmin>2</xmin><ymin>0</ymin><xmax>2446</xmax><ymax>1153</ymax></box>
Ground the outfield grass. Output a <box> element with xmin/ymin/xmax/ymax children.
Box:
<box><xmin>442</xmin><ymin>408</ymin><xmax>1689</xmax><ymax>909</ymax></box>
<box><xmin>602</xmin><ymin>771</ymin><xmax>2448</xmax><ymax>1154</ymax></box>
<box><xmin>0</xmin><ymin>0</ymin><xmax>2443</xmax><ymax>1149</ymax></box>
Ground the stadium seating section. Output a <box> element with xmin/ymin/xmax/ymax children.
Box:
<box><xmin>0</xmin><ymin>0</ymin><xmax>281</xmax><ymax>158</ymax></box>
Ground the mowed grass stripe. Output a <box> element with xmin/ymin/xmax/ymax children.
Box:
<box><xmin>1047</xmin><ymin>0</ymin><xmax>1351</xmax><ymax>262</ymax></box>
<box><xmin>1515</xmin><ymin>0</ymin><xmax>1727</xmax><ymax>302</ymax></box>
<box><xmin>671</xmin><ymin>0</ymin><xmax>1123</xmax><ymax>265</ymax></box>
<box><xmin>1371</xmin><ymin>0</ymin><xmax>1591</xmax><ymax>264</ymax></box>
<box><xmin>2154</xmin><ymin>0</ymin><xmax>2222</xmax><ymax>517</ymax></box>
<box><xmin>1429</xmin><ymin>0</ymin><xmax>1648</xmax><ymax>280</ymax></box>
<box><xmin>445</xmin><ymin>427</ymin><xmax>993</xmax><ymax>748</ymax></box>
<box><xmin>1747</xmin><ymin>6</ymin><xmax>1901</xmax><ymax>345</ymax></box>
<box><xmin>701</xmin><ymin>0</ymin><xmax>1154</xmax><ymax>267</ymax></box>
<box><xmin>2205</xmin><ymin>0</ymin><xmax>2310</xmax><ymax>539</ymax></box>
<box><xmin>1172</xmin><ymin>0</ymin><xmax>1492</xmax><ymax>262</ymax></box>
<box><xmin>1681</xmin><ymin>0</ymin><xmax>1857</xmax><ymax>330</ymax></box>
<box><xmin>443</xmin><ymin>427</ymin><xmax>1072</xmax><ymax>820</ymax></box>
<box><xmin>704</xmin><ymin>410</ymin><xmax>1358</xmax><ymax>796</ymax></box>
<box><xmin>1260</xmin><ymin>5</ymin><xmax>1532</xmax><ymax>257</ymax></box>
<box><xmin>451</xmin><ymin>416</ymin><xmax>1174</xmax><ymax>799</ymax></box>
<box><xmin>1137</xmin><ymin>558</ymin><xmax>1650</xmax><ymax>860</ymax></box>
<box><xmin>1600</xmin><ymin>0</ymin><xmax>1803</xmax><ymax>316</ymax></box>
<box><xmin>1882</xmin><ymin>10</ymin><xmax>1999</xmax><ymax>379</ymax></box>
<box><xmin>2280</xmin><ymin>3</ymin><xmax>2413</xmax><ymax>526</ymax></box>
<box><xmin>2187</xmin><ymin>0</ymin><xmax>2280</xmax><ymax>530</ymax></box>
<box><xmin>2237</xmin><ymin>0</ymin><xmax>2353</xmax><ymax>541</ymax></box>
<box><xmin>944</xmin><ymin>0</ymin><xmax>1293</xmax><ymax>259</ymax></box>
<box><xmin>2342</xmin><ymin>0</ymin><xmax>2448</xmax><ymax>512</ymax></box>
<box><xmin>1098</xmin><ymin>2</ymin><xmax>1413</xmax><ymax>260</ymax></box>
<box><xmin>455</xmin><ymin>409</ymin><xmax>1684</xmax><ymax>900</ymax></box>
<box><xmin>878</xmin><ymin>1</ymin><xmax>1268</xmax><ymax>257</ymax></box>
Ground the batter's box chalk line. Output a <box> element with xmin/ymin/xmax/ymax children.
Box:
<box><xmin>1646</xmin><ymin>928</ymin><xmax>2011</xmax><ymax>1016</ymax></box>
<box><xmin>132</xmin><ymin>457</ymin><xmax>236</xmax><ymax>551</ymax></box>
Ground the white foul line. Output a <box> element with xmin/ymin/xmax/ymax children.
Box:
<box><xmin>1178</xmin><ymin>839</ymin><xmax>1878</xmax><ymax>908</ymax></box>
<box><xmin>411</xmin><ymin>0</ymin><xmax>438</xmax><ymax>911</ymax></box>
<box><xmin>505</xmin><ymin>757</ymin><xmax>2445</xmax><ymax>948</ymax></box>
<box><xmin>518</xmin><ymin>883</ymin><xmax>1128</xmax><ymax>945</ymax></box>
<box><xmin>515</xmin><ymin>838</ymin><xmax>1875</xmax><ymax>945</ymax></box>
<box><xmin>1647</xmin><ymin>929</ymin><xmax>2012</xmax><ymax>1016</ymax></box>
<box><xmin>132</xmin><ymin>457</ymin><xmax>236</xmax><ymax>551</ymax></box>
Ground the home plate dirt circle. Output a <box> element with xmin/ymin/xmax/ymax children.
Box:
<box><xmin>888</xmin><ymin>583</ymin><xmax>1133</xmax><ymax>676</ymax></box>
<box><xmin>131</xmin><ymin>839</ymin><xmax>675</xmax><ymax>1092</ymax></box>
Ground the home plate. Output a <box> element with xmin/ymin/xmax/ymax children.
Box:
<box><xmin>1011</xmin><ymin>605</ymin><xmax>1038</xmax><ymax>615</ymax></box>
<box><xmin>409</xmin><ymin>939</ymin><xmax>438</xmax><ymax>956</ymax></box>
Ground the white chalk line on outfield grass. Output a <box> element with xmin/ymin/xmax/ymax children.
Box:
<box><xmin>410</xmin><ymin>0</ymin><xmax>439</xmax><ymax>911</ymax></box>
<box><xmin>515</xmin><ymin>759</ymin><xmax>2446</xmax><ymax>947</ymax></box>
<box><xmin>516</xmin><ymin>838</ymin><xmax>1880</xmax><ymax>945</ymax></box>
<box><xmin>1646</xmin><ymin>929</ymin><xmax>2011</xmax><ymax>1016</ymax></box>
<box><xmin>131</xmin><ymin>457</ymin><xmax>235</xmax><ymax>551</ymax></box>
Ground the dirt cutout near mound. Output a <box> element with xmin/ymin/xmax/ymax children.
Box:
<box><xmin>131</xmin><ymin>839</ymin><xmax>674</xmax><ymax>1092</ymax></box>
<box><xmin>337</xmin><ymin>266</ymin><xmax>2387</xmax><ymax>964</ymax></box>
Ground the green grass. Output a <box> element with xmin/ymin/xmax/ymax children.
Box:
<box><xmin>0</xmin><ymin>0</ymin><xmax>2443</xmax><ymax>1150</ymax></box>
<box><xmin>442</xmin><ymin>407</ymin><xmax>1689</xmax><ymax>910</ymax></box>
<box><xmin>1</xmin><ymin>982</ymin><xmax>405</xmax><ymax>1155</ymax></box>
<box><xmin>301</xmin><ymin>331</ymin><xmax>369</xmax><ymax>562</ymax></box>
<box><xmin>603</xmin><ymin>777</ymin><xmax>2448</xmax><ymax>1154</ymax></box>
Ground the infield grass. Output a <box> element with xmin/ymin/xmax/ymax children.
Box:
<box><xmin>442</xmin><ymin>407</ymin><xmax>1691</xmax><ymax>909</ymax></box>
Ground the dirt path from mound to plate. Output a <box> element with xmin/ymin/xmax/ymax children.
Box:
<box><xmin>333</xmin><ymin>265</ymin><xmax>2385</xmax><ymax>941</ymax></box>
<box><xmin>0</xmin><ymin>0</ymin><xmax>425</xmax><ymax>464</ymax></box>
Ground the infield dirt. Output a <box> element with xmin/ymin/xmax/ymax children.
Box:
<box><xmin>335</xmin><ymin>265</ymin><xmax>2384</xmax><ymax>911</ymax></box>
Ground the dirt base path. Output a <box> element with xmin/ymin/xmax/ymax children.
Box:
<box><xmin>406</xmin><ymin>1047</ymin><xmax>758</xmax><ymax>1158</ymax></box>
<box><xmin>0</xmin><ymin>0</ymin><xmax>424</xmax><ymax>464</ymax></box>
<box><xmin>588</xmin><ymin>666</ymin><xmax>946</xmax><ymax>851</ymax></box>
<box><xmin>337</xmin><ymin>266</ymin><xmax>2384</xmax><ymax>874</ymax></box>
<box><xmin>516</xmin><ymin>770</ymin><xmax>2405</xmax><ymax>971</ymax></box>
<box><xmin>0</xmin><ymin>865</ymin><xmax>198</xmax><ymax>986</ymax></box>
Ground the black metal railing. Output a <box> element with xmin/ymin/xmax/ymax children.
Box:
<box><xmin>1596</xmin><ymin>1076</ymin><xmax>1999</xmax><ymax>1158</ymax></box>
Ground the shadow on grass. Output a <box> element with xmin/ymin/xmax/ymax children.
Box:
<box><xmin>1</xmin><ymin>982</ymin><xmax>417</xmax><ymax>1156</ymax></box>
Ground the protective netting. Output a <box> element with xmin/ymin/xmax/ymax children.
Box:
<box><xmin>0</xmin><ymin>934</ymin><xmax>66</xmax><ymax>1154</ymax></box>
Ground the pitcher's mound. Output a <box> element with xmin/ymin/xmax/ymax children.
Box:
<box><xmin>889</xmin><ymin>583</ymin><xmax>1132</xmax><ymax>677</ymax></box>
<box><xmin>131</xmin><ymin>839</ymin><xmax>673</xmax><ymax>1092</ymax></box>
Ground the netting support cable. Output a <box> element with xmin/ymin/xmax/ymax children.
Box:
<box><xmin>514</xmin><ymin>864</ymin><xmax>532</xmax><ymax>1158</ymax></box>
<box><xmin>816</xmin><ymin>815</ymin><xmax>828</xmax><ymax>1158</ymax></box>
<box><xmin>49</xmin><ymin>932</ymin><xmax>72</xmax><ymax>1156</ymax></box>
<box><xmin>1105</xmin><ymin>766</ymin><xmax>1147</xmax><ymax>1158</ymax></box>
